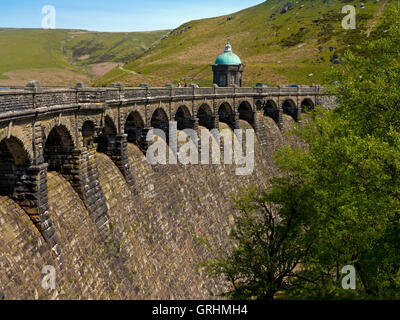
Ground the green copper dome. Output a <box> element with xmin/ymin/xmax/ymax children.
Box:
<box><xmin>215</xmin><ymin>42</ymin><xmax>242</xmax><ymax>65</ymax></box>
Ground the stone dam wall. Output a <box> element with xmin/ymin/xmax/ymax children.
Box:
<box><xmin>0</xmin><ymin>115</ymin><xmax>305</xmax><ymax>300</ymax></box>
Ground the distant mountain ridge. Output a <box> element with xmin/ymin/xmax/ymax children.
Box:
<box><xmin>0</xmin><ymin>28</ymin><xmax>169</xmax><ymax>86</ymax></box>
<box><xmin>94</xmin><ymin>0</ymin><xmax>391</xmax><ymax>87</ymax></box>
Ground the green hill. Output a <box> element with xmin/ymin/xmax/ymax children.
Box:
<box><xmin>63</xmin><ymin>30</ymin><xmax>169</xmax><ymax>66</ymax></box>
<box><xmin>0</xmin><ymin>28</ymin><xmax>168</xmax><ymax>86</ymax></box>
<box><xmin>94</xmin><ymin>0</ymin><xmax>391</xmax><ymax>87</ymax></box>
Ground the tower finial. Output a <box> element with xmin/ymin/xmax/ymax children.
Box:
<box><xmin>224</xmin><ymin>38</ymin><xmax>232</xmax><ymax>52</ymax></box>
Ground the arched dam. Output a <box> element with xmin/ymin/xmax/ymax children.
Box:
<box><xmin>0</xmin><ymin>85</ymin><xmax>335</xmax><ymax>299</ymax></box>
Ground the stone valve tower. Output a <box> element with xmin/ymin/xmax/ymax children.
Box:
<box><xmin>212</xmin><ymin>41</ymin><xmax>244</xmax><ymax>87</ymax></box>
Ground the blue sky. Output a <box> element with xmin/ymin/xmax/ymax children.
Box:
<box><xmin>0</xmin><ymin>0</ymin><xmax>263</xmax><ymax>32</ymax></box>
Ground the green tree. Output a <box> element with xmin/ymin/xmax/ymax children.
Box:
<box><xmin>205</xmin><ymin>3</ymin><xmax>400</xmax><ymax>299</ymax></box>
<box><xmin>203</xmin><ymin>184</ymin><xmax>317</xmax><ymax>300</ymax></box>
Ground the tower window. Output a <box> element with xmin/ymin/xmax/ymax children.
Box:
<box><xmin>219</xmin><ymin>75</ymin><xmax>226</xmax><ymax>87</ymax></box>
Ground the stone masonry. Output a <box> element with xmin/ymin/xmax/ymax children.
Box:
<box><xmin>0</xmin><ymin>83</ymin><xmax>336</xmax><ymax>267</ymax></box>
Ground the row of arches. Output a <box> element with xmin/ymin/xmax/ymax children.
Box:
<box><xmin>264</xmin><ymin>98</ymin><xmax>315</xmax><ymax>123</ymax></box>
<box><xmin>0</xmin><ymin>96</ymin><xmax>316</xmax><ymax>244</ymax></box>
<box><xmin>0</xmin><ymin>97</ymin><xmax>315</xmax><ymax>194</ymax></box>
<box><xmin>63</xmin><ymin>97</ymin><xmax>314</xmax><ymax>151</ymax></box>
<box><xmin>0</xmin><ymin>101</ymin><xmax>253</xmax><ymax>197</ymax></box>
<box><xmin>123</xmin><ymin>98</ymin><xmax>315</xmax><ymax>139</ymax></box>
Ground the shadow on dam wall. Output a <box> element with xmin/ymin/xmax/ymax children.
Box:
<box><xmin>0</xmin><ymin>114</ymin><xmax>307</xmax><ymax>299</ymax></box>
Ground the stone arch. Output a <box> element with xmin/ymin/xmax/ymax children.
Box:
<box><xmin>44</xmin><ymin>125</ymin><xmax>75</xmax><ymax>173</ymax></box>
<box><xmin>237</xmin><ymin>100</ymin><xmax>254</xmax><ymax>112</ymax></box>
<box><xmin>175</xmin><ymin>105</ymin><xmax>193</xmax><ymax>130</ymax></box>
<box><xmin>43</xmin><ymin>119</ymin><xmax>77</xmax><ymax>150</ymax></box>
<box><xmin>197</xmin><ymin>103</ymin><xmax>214</xmax><ymax>129</ymax></box>
<box><xmin>96</xmin><ymin>116</ymin><xmax>118</xmax><ymax>154</ymax></box>
<box><xmin>151</xmin><ymin>108</ymin><xmax>169</xmax><ymax>133</ymax></box>
<box><xmin>255</xmin><ymin>99</ymin><xmax>263</xmax><ymax>112</ymax></box>
<box><xmin>122</xmin><ymin>108</ymin><xmax>146</xmax><ymax>129</ymax></box>
<box><xmin>103</xmin><ymin>111</ymin><xmax>119</xmax><ymax>133</ymax></box>
<box><xmin>82</xmin><ymin>120</ymin><xmax>96</xmax><ymax>147</ymax></box>
<box><xmin>125</xmin><ymin>111</ymin><xmax>145</xmax><ymax>146</ymax></box>
<box><xmin>264</xmin><ymin>100</ymin><xmax>280</xmax><ymax>124</ymax></box>
<box><xmin>238</xmin><ymin>101</ymin><xmax>254</xmax><ymax>126</ymax></box>
<box><xmin>282</xmin><ymin>99</ymin><xmax>298</xmax><ymax>121</ymax></box>
<box><xmin>96</xmin><ymin>114</ymin><xmax>137</xmax><ymax>192</ymax></box>
<box><xmin>301</xmin><ymin>98</ymin><xmax>315</xmax><ymax>112</ymax></box>
<box><xmin>0</xmin><ymin>135</ymin><xmax>58</xmax><ymax>252</ymax></box>
<box><xmin>102</xmin><ymin>115</ymin><xmax>117</xmax><ymax>135</ymax></box>
<box><xmin>0</xmin><ymin>136</ymin><xmax>32</xmax><ymax>195</ymax></box>
<box><xmin>0</xmin><ymin>136</ymin><xmax>31</xmax><ymax>166</ymax></box>
<box><xmin>43</xmin><ymin>124</ymin><xmax>75</xmax><ymax>150</ymax></box>
<box><xmin>218</xmin><ymin>102</ymin><xmax>235</xmax><ymax>128</ymax></box>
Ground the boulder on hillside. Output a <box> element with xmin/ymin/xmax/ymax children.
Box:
<box><xmin>173</xmin><ymin>25</ymin><xmax>192</xmax><ymax>36</ymax></box>
<box><xmin>330</xmin><ymin>53</ymin><xmax>341</xmax><ymax>64</ymax></box>
<box><xmin>281</xmin><ymin>2</ymin><xmax>293</xmax><ymax>14</ymax></box>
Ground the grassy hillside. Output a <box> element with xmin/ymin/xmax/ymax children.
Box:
<box><xmin>0</xmin><ymin>28</ymin><xmax>168</xmax><ymax>86</ymax></box>
<box><xmin>63</xmin><ymin>30</ymin><xmax>169</xmax><ymax>67</ymax></box>
<box><xmin>95</xmin><ymin>0</ymin><xmax>391</xmax><ymax>87</ymax></box>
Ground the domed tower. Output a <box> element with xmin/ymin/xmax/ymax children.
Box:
<box><xmin>212</xmin><ymin>41</ymin><xmax>244</xmax><ymax>87</ymax></box>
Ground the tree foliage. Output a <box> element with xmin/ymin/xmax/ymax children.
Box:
<box><xmin>204</xmin><ymin>3</ymin><xmax>400</xmax><ymax>300</ymax></box>
<box><xmin>203</xmin><ymin>183</ymin><xmax>317</xmax><ymax>300</ymax></box>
